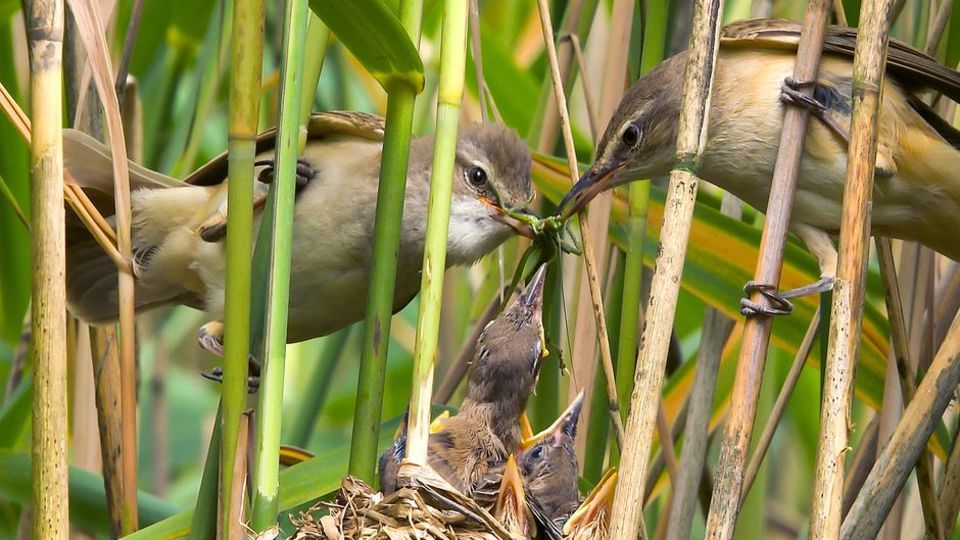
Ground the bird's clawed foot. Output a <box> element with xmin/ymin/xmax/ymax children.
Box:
<box><xmin>255</xmin><ymin>157</ymin><xmax>317</xmax><ymax>190</ymax></box>
<box><xmin>779</xmin><ymin>77</ymin><xmax>850</xmax><ymax>145</ymax></box>
<box><xmin>739</xmin><ymin>277</ymin><xmax>835</xmax><ymax>317</ymax></box>
<box><xmin>197</xmin><ymin>322</ymin><xmax>262</xmax><ymax>393</ymax></box>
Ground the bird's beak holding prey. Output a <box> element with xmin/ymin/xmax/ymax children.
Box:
<box><xmin>562</xmin><ymin>468</ymin><xmax>618</xmax><ymax>535</ymax></box>
<box><xmin>557</xmin><ymin>160</ymin><xmax>627</xmax><ymax>220</ymax></box>
<box><xmin>520</xmin><ymin>263</ymin><xmax>548</xmax><ymax>322</ymax></box>
<box><xmin>520</xmin><ymin>390</ymin><xmax>585</xmax><ymax>450</ymax></box>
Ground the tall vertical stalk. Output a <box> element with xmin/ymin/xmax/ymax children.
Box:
<box><xmin>810</xmin><ymin>1</ymin><xmax>894</xmax><ymax>536</ymax></box>
<box><xmin>348</xmin><ymin>0</ymin><xmax>423</xmax><ymax>482</ymax></box>
<box><xmin>405</xmin><ymin>0</ymin><xmax>468</xmax><ymax>466</ymax></box>
<box><xmin>220</xmin><ymin>0</ymin><xmax>264</xmax><ymax>535</ymax></box>
<box><xmin>24</xmin><ymin>0</ymin><xmax>68</xmax><ymax>537</ymax></box>
<box><xmin>607</xmin><ymin>1</ymin><xmax>725</xmax><ymax>538</ymax></box>
<box><xmin>250</xmin><ymin>0</ymin><xmax>309</xmax><ymax>530</ymax></box>
<box><xmin>704</xmin><ymin>3</ymin><xmax>830</xmax><ymax>538</ymax></box>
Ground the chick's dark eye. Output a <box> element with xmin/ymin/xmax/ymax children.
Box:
<box><xmin>530</xmin><ymin>445</ymin><xmax>544</xmax><ymax>461</ymax></box>
<box><xmin>468</xmin><ymin>166</ymin><xmax>487</xmax><ymax>187</ymax></box>
<box><xmin>621</xmin><ymin>123</ymin><xmax>640</xmax><ymax>148</ymax></box>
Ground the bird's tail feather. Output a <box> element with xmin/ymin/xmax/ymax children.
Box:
<box><xmin>63</xmin><ymin>129</ymin><xmax>200</xmax><ymax>323</ymax></box>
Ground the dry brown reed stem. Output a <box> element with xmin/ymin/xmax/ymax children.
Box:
<box><xmin>741</xmin><ymin>311</ymin><xmax>819</xmax><ymax>502</ymax></box>
<box><xmin>924</xmin><ymin>0</ymin><xmax>952</xmax><ymax>56</ymax></box>
<box><xmin>534</xmin><ymin>0</ymin><xmax>624</xmax><ymax>447</ymax></box>
<box><xmin>875</xmin><ymin>237</ymin><xmax>945</xmax><ymax>539</ymax></box>
<box><xmin>574</xmin><ymin>0</ymin><xmax>635</xmax><ymax>449</ymax></box>
<box><xmin>0</xmin><ymin>79</ymin><xmax>124</xmax><ymax>266</ymax></box>
<box><xmin>560</xmin><ymin>33</ymin><xmax>599</xmax><ymax>141</ymax></box>
<box><xmin>666</xmin><ymin>194</ymin><xmax>740</xmax><ymax>539</ymax></box>
<box><xmin>939</xmin><ymin>426</ymin><xmax>960</xmax><ymax>538</ymax></box>
<box><xmin>24</xmin><ymin>0</ymin><xmax>69</xmax><ymax>537</ymax></box>
<box><xmin>608</xmin><ymin>0</ymin><xmax>725</xmax><ymax>538</ymax></box>
<box><xmin>704</xmin><ymin>4</ymin><xmax>830</xmax><ymax>538</ymax></box>
<box><xmin>841</xmin><ymin>416</ymin><xmax>878</xmax><ymax>518</ymax></box>
<box><xmin>534</xmin><ymin>0</ymin><xmax>584</xmax><ymax>154</ymax></box>
<box><xmin>841</xmin><ymin>307</ymin><xmax>960</xmax><ymax>538</ymax></box>
<box><xmin>90</xmin><ymin>327</ymin><xmax>125</xmax><ymax>537</ymax></box>
<box><xmin>809</xmin><ymin>1</ymin><xmax>894</xmax><ymax>536</ymax></box>
<box><xmin>65</xmin><ymin>0</ymin><xmax>139</xmax><ymax>529</ymax></box>
<box><xmin>225</xmin><ymin>412</ymin><xmax>250</xmax><ymax>540</ymax></box>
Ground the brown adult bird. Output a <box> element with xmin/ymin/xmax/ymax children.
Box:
<box><xmin>63</xmin><ymin>111</ymin><xmax>535</xmax><ymax>353</ymax></box>
<box><xmin>518</xmin><ymin>390</ymin><xmax>584</xmax><ymax>530</ymax></box>
<box><xmin>561</xmin><ymin>468</ymin><xmax>617</xmax><ymax>540</ymax></box>
<box><xmin>558</xmin><ymin>18</ymin><xmax>960</xmax><ymax>313</ymax></box>
<box><xmin>379</xmin><ymin>264</ymin><xmax>549</xmax><ymax>500</ymax></box>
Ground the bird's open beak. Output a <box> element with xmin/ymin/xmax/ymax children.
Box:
<box><xmin>492</xmin><ymin>205</ymin><xmax>538</xmax><ymax>238</ymax></box>
<box><xmin>496</xmin><ymin>454</ymin><xmax>527</xmax><ymax>519</ymax></box>
<box><xmin>556</xmin><ymin>161</ymin><xmax>626</xmax><ymax>220</ymax></box>
<box><xmin>562</xmin><ymin>468</ymin><xmax>618</xmax><ymax>535</ymax></box>
<box><xmin>520</xmin><ymin>390</ymin><xmax>585</xmax><ymax>450</ymax></box>
<box><xmin>519</xmin><ymin>413</ymin><xmax>534</xmax><ymax>442</ymax></box>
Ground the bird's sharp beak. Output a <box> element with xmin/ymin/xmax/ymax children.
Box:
<box><xmin>556</xmin><ymin>161</ymin><xmax>625</xmax><ymax>220</ymax></box>
<box><xmin>562</xmin><ymin>468</ymin><xmax>618</xmax><ymax>535</ymax></box>
<box><xmin>491</xmin><ymin>205</ymin><xmax>538</xmax><ymax>239</ymax></box>
<box><xmin>521</xmin><ymin>390</ymin><xmax>585</xmax><ymax>450</ymax></box>
<box><xmin>496</xmin><ymin>454</ymin><xmax>527</xmax><ymax>517</ymax></box>
<box><xmin>520</xmin><ymin>263</ymin><xmax>548</xmax><ymax>311</ymax></box>
<box><xmin>519</xmin><ymin>413</ymin><xmax>534</xmax><ymax>442</ymax></box>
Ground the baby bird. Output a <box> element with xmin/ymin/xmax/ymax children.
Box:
<box><xmin>519</xmin><ymin>390</ymin><xmax>585</xmax><ymax>530</ymax></box>
<box><xmin>562</xmin><ymin>468</ymin><xmax>617</xmax><ymax>539</ymax></box>
<box><xmin>379</xmin><ymin>264</ymin><xmax>549</xmax><ymax>500</ymax></box>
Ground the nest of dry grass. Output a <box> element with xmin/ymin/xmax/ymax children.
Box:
<box><xmin>291</xmin><ymin>467</ymin><xmax>514</xmax><ymax>540</ymax></box>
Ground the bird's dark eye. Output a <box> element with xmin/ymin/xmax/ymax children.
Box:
<box><xmin>621</xmin><ymin>123</ymin><xmax>640</xmax><ymax>148</ymax></box>
<box><xmin>468</xmin><ymin>166</ymin><xmax>487</xmax><ymax>187</ymax></box>
<box><xmin>530</xmin><ymin>445</ymin><xmax>544</xmax><ymax>461</ymax></box>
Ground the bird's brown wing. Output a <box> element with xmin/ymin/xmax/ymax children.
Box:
<box><xmin>721</xmin><ymin>18</ymin><xmax>960</xmax><ymax>103</ymax></box>
<box><xmin>183</xmin><ymin>110</ymin><xmax>386</xmax><ymax>186</ymax></box>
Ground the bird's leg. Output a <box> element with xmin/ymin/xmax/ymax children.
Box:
<box><xmin>740</xmin><ymin>225</ymin><xmax>836</xmax><ymax>317</ymax></box>
<box><xmin>779</xmin><ymin>77</ymin><xmax>851</xmax><ymax>145</ymax></box>
<box><xmin>196</xmin><ymin>321</ymin><xmax>262</xmax><ymax>393</ymax></box>
<box><xmin>255</xmin><ymin>157</ymin><xmax>317</xmax><ymax>190</ymax></box>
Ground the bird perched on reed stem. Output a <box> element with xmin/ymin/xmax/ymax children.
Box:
<box><xmin>63</xmin><ymin>111</ymin><xmax>535</xmax><ymax>354</ymax></box>
<box><xmin>379</xmin><ymin>264</ymin><xmax>549</xmax><ymax>501</ymax></box>
<box><xmin>559</xmin><ymin>18</ymin><xmax>960</xmax><ymax>313</ymax></box>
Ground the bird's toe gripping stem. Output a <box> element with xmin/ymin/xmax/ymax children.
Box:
<box><xmin>739</xmin><ymin>281</ymin><xmax>794</xmax><ymax>317</ymax></box>
<box><xmin>779</xmin><ymin>77</ymin><xmax>850</xmax><ymax>145</ymax></box>
<box><xmin>197</xmin><ymin>322</ymin><xmax>262</xmax><ymax>393</ymax></box>
<box><xmin>255</xmin><ymin>157</ymin><xmax>317</xmax><ymax>190</ymax></box>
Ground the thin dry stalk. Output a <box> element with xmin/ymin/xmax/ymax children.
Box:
<box><xmin>876</xmin><ymin>237</ymin><xmax>945</xmax><ymax>539</ymax></box>
<box><xmin>841</xmin><ymin>308</ymin><xmax>960</xmax><ymax>538</ymax></box>
<box><xmin>666</xmin><ymin>194</ymin><xmax>740</xmax><ymax>539</ymax></box>
<box><xmin>569</xmin><ymin>0</ymin><xmax>635</xmax><ymax>451</ymax></box>
<box><xmin>832</xmin><ymin>0</ymin><xmax>847</xmax><ymax>25</ymax></box>
<box><xmin>841</xmin><ymin>415</ymin><xmax>879</xmax><ymax>518</ymax></box>
<box><xmin>90</xmin><ymin>326</ymin><xmax>124</xmax><ymax>537</ymax></box>
<box><xmin>741</xmin><ymin>311</ymin><xmax>820</xmax><ymax>500</ymax></box>
<box><xmin>24</xmin><ymin>0</ymin><xmax>69</xmax><ymax>537</ymax></box>
<box><xmin>560</xmin><ymin>33</ymin><xmax>599</xmax><ymax>140</ymax></box>
<box><xmin>704</xmin><ymin>3</ymin><xmax>831</xmax><ymax>538</ymax></box>
<box><xmin>924</xmin><ymin>0</ymin><xmax>952</xmax><ymax>56</ymax></box>
<box><xmin>534</xmin><ymin>0</ymin><xmax>624</xmax><ymax>448</ymax></box>
<box><xmin>468</xmin><ymin>0</ymin><xmax>487</xmax><ymax>121</ymax></box>
<box><xmin>939</xmin><ymin>423</ymin><xmax>960</xmax><ymax>538</ymax></box>
<box><xmin>223</xmin><ymin>412</ymin><xmax>250</xmax><ymax>540</ymax></box>
<box><xmin>65</xmin><ymin>1</ymin><xmax>139</xmax><ymax>529</ymax></box>
<box><xmin>608</xmin><ymin>1</ymin><xmax>726</xmax><ymax>538</ymax></box>
<box><xmin>535</xmin><ymin>0</ymin><xmax>585</xmax><ymax>154</ymax></box>
<box><xmin>933</xmin><ymin>263</ymin><xmax>960</xmax><ymax>349</ymax></box>
<box><xmin>810</xmin><ymin>2</ymin><xmax>894</xmax><ymax>536</ymax></box>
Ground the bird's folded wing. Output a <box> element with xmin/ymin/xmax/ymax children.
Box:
<box><xmin>721</xmin><ymin>18</ymin><xmax>960</xmax><ymax>103</ymax></box>
<box><xmin>183</xmin><ymin>110</ymin><xmax>386</xmax><ymax>187</ymax></box>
